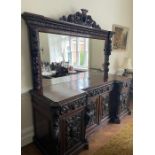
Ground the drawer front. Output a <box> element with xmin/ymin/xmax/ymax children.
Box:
<box><xmin>60</xmin><ymin>96</ymin><xmax>87</xmax><ymax>115</ymax></box>
<box><xmin>86</xmin><ymin>84</ymin><xmax>113</xmax><ymax>97</ymax></box>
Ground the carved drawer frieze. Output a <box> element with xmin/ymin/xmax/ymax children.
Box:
<box><xmin>87</xmin><ymin>84</ymin><xmax>113</xmax><ymax>97</ymax></box>
<box><xmin>61</xmin><ymin>97</ymin><xmax>87</xmax><ymax>114</ymax></box>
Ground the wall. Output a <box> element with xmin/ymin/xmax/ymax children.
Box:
<box><xmin>89</xmin><ymin>39</ymin><xmax>105</xmax><ymax>70</ymax></box>
<box><xmin>21</xmin><ymin>0</ymin><xmax>133</xmax><ymax>146</ymax></box>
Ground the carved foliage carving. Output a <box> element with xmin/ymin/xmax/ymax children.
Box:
<box><xmin>119</xmin><ymin>93</ymin><xmax>128</xmax><ymax>112</ymax></box>
<box><xmin>60</xmin><ymin>9</ymin><xmax>101</xmax><ymax>29</ymax></box>
<box><xmin>101</xmin><ymin>94</ymin><xmax>109</xmax><ymax>118</ymax></box>
<box><xmin>103</xmin><ymin>32</ymin><xmax>113</xmax><ymax>81</ymax></box>
<box><xmin>29</xmin><ymin>26</ymin><xmax>42</xmax><ymax>92</ymax></box>
<box><xmin>85</xmin><ymin>98</ymin><xmax>98</xmax><ymax>128</ymax></box>
<box><xmin>65</xmin><ymin>112</ymin><xmax>82</xmax><ymax>150</ymax></box>
<box><xmin>52</xmin><ymin>107</ymin><xmax>60</xmax><ymax>145</ymax></box>
<box><xmin>87</xmin><ymin>84</ymin><xmax>113</xmax><ymax>97</ymax></box>
<box><xmin>61</xmin><ymin>96</ymin><xmax>86</xmax><ymax>114</ymax></box>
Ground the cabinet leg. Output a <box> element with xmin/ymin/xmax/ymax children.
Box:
<box><xmin>128</xmin><ymin>109</ymin><xmax>132</xmax><ymax>115</ymax></box>
<box><xmin>84</xmin><ymin>139</ymin><xmax>89</xmax><ymax>150</ymax></box>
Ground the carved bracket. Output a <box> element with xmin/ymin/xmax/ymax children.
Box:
<box><xmin>60</xmin><ymin>9</ymin><xmax>101</xmax><ymax>29</ymax></box>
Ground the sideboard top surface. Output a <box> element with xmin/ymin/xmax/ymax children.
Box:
<box><xmin>41</xmin><ymin>69</ymin><xmax>132</xmax><ymax>103</ymax></box>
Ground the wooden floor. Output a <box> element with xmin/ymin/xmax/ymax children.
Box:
<box><xmin>21</xmin><ymin>115</ymin><xmax>132</xmax><ymax>155</ymax></box>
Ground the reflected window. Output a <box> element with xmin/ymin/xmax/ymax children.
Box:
<box><xmin>70</xmin><ymin>37</ymin><xmax>89</xmax><ymax>69</ymax></box>
<box><xmin>48</xmin><ymin>34</ymin><xmax>89</xmax><ymax>69</ymax></box>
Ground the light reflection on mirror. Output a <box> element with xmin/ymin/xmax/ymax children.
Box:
<box><xmin>39</xmin><ymin>32</ymin><xmax>105</xmax><ymax>79</ymax></box>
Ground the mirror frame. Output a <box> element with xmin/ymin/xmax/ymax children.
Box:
<box><xmin>22</xmin><ymin>10</ymin><xmax>114</xmax><ymax>94</ymax></box>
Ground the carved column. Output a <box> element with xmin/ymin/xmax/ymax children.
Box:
<box><xmin>52</xmin><ymin>107</ymin><xmax>60</xmax><ymax>155</ymax></box>
<box><xmin>103</xmin><ymin>31</ymin><xmax>113</xmax><ymax>81</ymax></box>
<box><xmin>28</xmin><ymin>26</ymin><xmax>43</xmax><ymax>94</ymax></box>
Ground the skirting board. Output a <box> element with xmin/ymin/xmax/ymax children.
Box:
<box><xmin>21</xmin><ymin>126</ymin><xmax>34</xmax><ymax>147</ymax></box>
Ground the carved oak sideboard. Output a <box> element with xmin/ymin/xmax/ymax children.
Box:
<box><xmin>30</xmin><ymin>71</ymin><xmax>132</xmax><ymax>155</ymax></box>
<box><xmin>22</xmin><ymin>10</ymin><xmax>132</xmax><ymax>155</ymax></box>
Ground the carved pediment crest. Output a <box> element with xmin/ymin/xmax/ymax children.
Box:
<box><xmin>60</xmin><ymin>9</ymin><xmax>101</xmax><ymax>29</ymax></box>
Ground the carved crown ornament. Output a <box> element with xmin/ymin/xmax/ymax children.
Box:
<box><xmin>59</xmin><ymin>9</ymin><xmax>101</xmax><ymax>30</ymax></box>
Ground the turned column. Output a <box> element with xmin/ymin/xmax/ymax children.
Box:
<box><xmin>103</xmin><ymin>31</ymin><xmax>113</xmax><ymax>81</ymax></box>
<box><xmin>28</xmin><ymin>26</ymin><xmax>43</xmax><ymax>95</ymax></box>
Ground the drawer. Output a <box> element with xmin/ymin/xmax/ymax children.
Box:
<box><xmin>60</xmin><ymin>97</ymin><xmax>87</xmax><ymax>115</ymax></box>
<box><xmin>86</xmin><ymin>84</ymin><xmax>113</xmax><ymax>97</ymax></box>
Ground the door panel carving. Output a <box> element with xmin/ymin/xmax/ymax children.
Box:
<box><xmin>85</xmin><ymin>96</ymin><xmax>99</xmax><ymax>129</ymax></box>
<box><xmin>119</xmin><ymin>93</ymin><xmax>128</xmax><ymax>113</ymax></box>
<box><xmin>100</xmin><ymin>93</ymin><xmax>109</xmax><ymax>121</ymax></box>
<box><xmin>61</xmin><ymin>110</ymin><xmax>85</xmax><ymax>153</ymax></box>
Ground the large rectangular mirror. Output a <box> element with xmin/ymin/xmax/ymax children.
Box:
<box><xmin>39</xmin><ymin>32</ymin><xmax>105</xmax><ymax>83</ymax></box>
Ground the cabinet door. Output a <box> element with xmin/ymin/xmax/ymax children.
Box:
<box><xmin>85</xmin><ymin>96</ymin><xmax>99</xmax><ymax>135</ymax></box>
<box><xmin>99</xmin><ymin>93</ymin><xmax>110</xmax><ymax>122</ymax></box>
<box><xmin>119</xmin><ymin>93</ymin><xmax>129</xmax><ymax>114</ymax></box>
<box><xmin>61</xmin><ymin>110</ymin><xmax>85</xmax><ymax>155</ymax></box>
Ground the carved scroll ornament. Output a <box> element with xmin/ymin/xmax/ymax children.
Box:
<box><xmin>60</xmin><ymin>9</ymin><xmax>101</xmax><ymax>29</ymax></box>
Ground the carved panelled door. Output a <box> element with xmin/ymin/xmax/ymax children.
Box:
<box><xmin>119</xmin><ymin>93</ymin><xmax>128</xmax><ymax>114</ymax></box>
<box><xmin>99</xmin><ymin>93</ymin><xmax>110</xmax><ymax>122</ymax></box>
<box><xmin>85</xmin><ymin>96</ymin><xmax>99</xmax><ymax>135</ymax></box>
<box><xmin>60</xmin><ymin>110</ymin><xmax>85</xmax><ymax>155</ymax></box>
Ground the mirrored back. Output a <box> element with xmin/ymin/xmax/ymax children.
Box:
<box><xmin>39</xmin><ymin>32</ymin><xmax>105</xmax><ymax>81</ymax></box>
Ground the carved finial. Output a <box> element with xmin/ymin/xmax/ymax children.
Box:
<box><xmin>60</xmin><ymin>9</ymin><xmax>101</xmax><ymax>29</ymax></box>
<box><xmin>81</xmin><ymin>9</ymin><xmax>88</xmax><ymax>15</ymax></box>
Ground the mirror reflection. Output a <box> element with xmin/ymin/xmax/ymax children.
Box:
<box><xmin>39</xmin><ymin>32</ymin><xmax>105</xmax><ymax>79</ymax></box>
